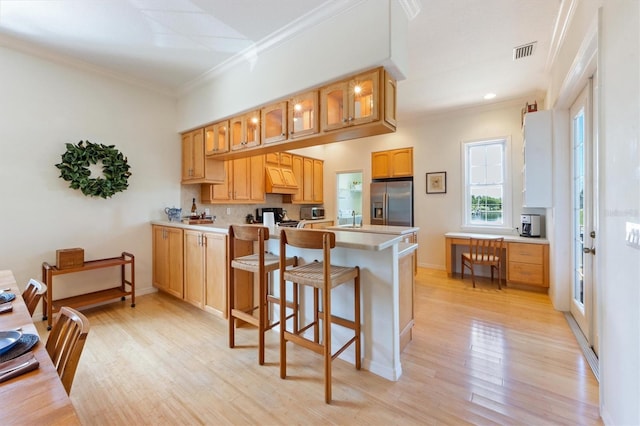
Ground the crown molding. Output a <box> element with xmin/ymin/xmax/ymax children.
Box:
<box><xmin>546</xmin><ymin>0</ymin><xmax>579</xmax><ymax>71</ymax></box>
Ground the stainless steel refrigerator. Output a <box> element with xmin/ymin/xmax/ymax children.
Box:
<box><xmin>370</xmin><ymin>180</ymin><xmax>413</xmax><ymax>226</ymax></box>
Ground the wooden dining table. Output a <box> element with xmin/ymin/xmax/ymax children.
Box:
<box><xmin>0</xmin><ymin>270</ymin><xmax>80</xmax><ymax>425</ymax></box>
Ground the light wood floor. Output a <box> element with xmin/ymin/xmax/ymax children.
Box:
<box><xmin>36</xmin><ymin>269</ymin><xmax>602</xmax><ymax>425</ymax></box>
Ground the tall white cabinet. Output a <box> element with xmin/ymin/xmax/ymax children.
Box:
<box><xmin>522</xmin><ymin>110</ymin><xmax>552</xmax><ymax>207</ymax></box>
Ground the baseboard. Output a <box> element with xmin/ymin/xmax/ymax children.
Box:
<box><xmin>563</xmin><ymin>311</ymin><xmax>599</xmax><ymax>381</ymax></box>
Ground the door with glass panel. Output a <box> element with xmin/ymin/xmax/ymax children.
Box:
<box><xmin>570</xmin><ymin>81</ymin><xmax>598</xmax><ymax>354</ymax></box>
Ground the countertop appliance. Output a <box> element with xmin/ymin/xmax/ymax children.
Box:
<box><xmin>300</xmin><ymin>206</ymin><xmax>325</xmax><ymax>220</ymax></box>
<box><xmin>370</xmin><ymin>179</ymin><xmax>413</xmax><ymax>226</ymax></box>
<box><xmin>255</xmin><ymin>207</ymin><xmax>299</xmax><ymax>227</ymax></box>
<box><xmin>520</xmin><ymin>214</ymin><xmax>541</xmax><ymax>237</ymax></box>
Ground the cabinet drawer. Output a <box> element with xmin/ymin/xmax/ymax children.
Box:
<box><xmin>509</xmin><ymin>243</ymin><xmax>543</xmax><ymax>264</ymax></box>
<box><xmin>508</xmin><ymin>262</ymin><xmax>545</xmax><ymax>286</ymax></box>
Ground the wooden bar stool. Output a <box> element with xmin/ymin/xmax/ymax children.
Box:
<box><xmin>278</xmin><ymin>228</ymin><xmax>361</xmax><ymax>404</ymax></box>
<box><xmin>228</xmin><ymin>224</ymin><xmax>297</xmax><ymax>365</ymax></box>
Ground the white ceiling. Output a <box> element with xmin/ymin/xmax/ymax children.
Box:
<box><xmin>0</xmin><ymin>0</ymin><xmax>561</xmax><ymax>119</ymax></box>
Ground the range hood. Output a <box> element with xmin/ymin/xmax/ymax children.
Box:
<box><xmin>265</xmin><ymin>166</ymin><xmax>299</xmax><ymax>194</ymax></box>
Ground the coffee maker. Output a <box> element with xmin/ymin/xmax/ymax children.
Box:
<box><xmin>520</xmin><ymin>214</ymin><xmax>541</xmax><ymax>237</ymax></box>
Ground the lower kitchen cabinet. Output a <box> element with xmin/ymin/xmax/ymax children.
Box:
<box><xmin>184</xmin><ymin>230</ymin><xmax>229</xmax><ymax>316</ymax></box>
<box><xmin>204</xmin><ymin>232</ymin><xmax>228</xmax><ymax>315</ymax></box>
<box><xmin>152</xmin><ymin>225</ymin><xmax>184</xmax><ymax>299</ymax></box>
<box><xmin>152</xmin><ymin>224</ymin><xmax>247</xmax><ymax>318</ymax></box>
<box><xmin>184</xmin><ymin>230</ymin><xmax>206</xmax><ymax>308</ymax></box>
<box><xmin>507</xmin><ymin>242</ymin><xmax>549</xmax><ymax>287</ymax></box>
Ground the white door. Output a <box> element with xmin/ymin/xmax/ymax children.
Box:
<box><xmin>570</xmin><ymin>80</ymin><xmax>598</xmax><ymax>354</ymax></box>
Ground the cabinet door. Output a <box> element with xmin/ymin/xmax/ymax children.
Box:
<box><xmin>371</xmin><ymin>152</ymin><xmax>390</xmax><ymax>179</ymax></box>
<box><xmin>152</xmin><ymin>226</ymin><xmax>170</xmax><ymax>291</ymax></box>
<box><xmin>230</xmin><ymin>112</ymin><xmax>261</xmax><ymax>151</ymax></box>
<box><xmin>288</xmin><ymin>91</ymin><xmax>319</xmax><ymax>139</ymax></box>
<box><xmin>204</xmin><ymin>232</ymin><xmax>227</xmax><ymax>316</ymax></box>
<box><xmin>288</xmin><ymin>155</ymin><xmax>303</xmax><ymax>203</ymax></box>
<box><xmin>312</xmin><ymin>159</ymin><xmax>323</xmax><ymax>203</ymax></box>
<box><xmin>262</xmin><ymin>102</ymin><xmax>287</xmax><ymax>144</ymax></box>
<box><xmin>231</xmin><ymin>157</ymin><xmax>251</xmax><ymax>200</ymax></box>
<box><xmin>349</xmin><ymin>70</ymin><xmax>379</xmax><ymax>126</ymax></box>
<box><xmin>320</xmin><ymin>81</ymin><xmax>348</xmax><ymax>131</ymax></box>
<box><xmin>279</xmin><ymin>152</ymin><xmax>293</xmax><ymax>167</ymax></box>
<box><xmin>184</xmin><ymin>230</ymin><xmax>205</xmax><ymax>308</ymax></box>
<box><xmin>152</xmin><ymin>226</ymin><xmax>184</xmax><ymax>298</ymax></box>
<box><xmin>249</xmin><ymin>155</ymin><xmax>266</xmax><ymax>202</ymax></box>
<box><xmin>384</xmin><ymin>71</ymin><xmax>397</xmax><ymax>127</ymax></box>
<box><xmin>302</xmin><ymin>157</ymin><xmax>314</xmax><ymax>202</ymax></box>
<box><xmin>398</xmin><ymin>250</ymin><xmax>415</xmax><ymax>351</ymax></box>
<box><xmin>390</xmin><ymin>148</ymin><xmax>413</xmax><ymax>177</ymax></box>
<box><xmin>265</xmin><ymin>152</ymin><xmax>280</xmax><ymax>165</ymax></box>
<box><xmin>206</xmin><ymin>121</ymin><xmax>229</xmax><ymax>155</ymax></box>
<box><xmin>181</xmin><ymin>129</ymin><xmax>205</xmax><ymax>181</ymax></box>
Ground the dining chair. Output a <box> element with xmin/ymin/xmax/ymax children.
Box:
<box><xmin>279</xmin><ymin>228</ymin><xmax>361</xmax><ymax>403</ymax></box>
<box><xmin>461</xmin><ymin>237</ymin><xmax>505</xmax><ymax>289</ymax></box>
<box><xmin>227</xmin><ymin>224</ymin><xmax>297</xmax><ymax>365</ymax></box>
<box><xmin>46</xmin><ymin>306</ymin><xmax>90</xmax><ymax>394</ymax></box>
<box><xmin>22</xmin><ymin>278</ymin><xmax>47</xmax><ymax>317</ymax></box>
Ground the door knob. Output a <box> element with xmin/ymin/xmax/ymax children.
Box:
<box><xmin>583</xmin><ymin>247</ymin><xmax>596</xmax><ymax>255</ymax></box>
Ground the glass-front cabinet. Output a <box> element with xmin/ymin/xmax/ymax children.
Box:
<box><xmin>288</xmin><ymin>91</ymin><xmax>319</xmax><ymax>139</ymax></box>
<box><xmin>320</xmin><ymin>70</ymin><xmax>379</xmax><ymax>131</ymax></box>
<box><xmin>205</xmin><ymin>121</ymin><xmax>229</xmax><ymax>155</ymax></box>
<box><xmin>231</xmin><ymin>111</ymin><xmax>261</xmax><ymax>151</ymax></box>
<box><xmin>262</xmin><ymin>101</ymin><xmax>287</xmax><ymax>144</ymax></box>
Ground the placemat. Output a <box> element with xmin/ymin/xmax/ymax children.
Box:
<box><xmin>0</xmin><ymin>293</ymin><xmax>16</xmax><ymax>303</ymax></box>
<box><xmin>0</xmin><ymin>334</ymin><xmax>39</xmax><ymax>363</ymax></box>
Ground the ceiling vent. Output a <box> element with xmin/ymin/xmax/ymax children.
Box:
<box><xmin>513</xmin><ymin>42</ymin><xmax>537</xmax><ymax>60</ymax></box>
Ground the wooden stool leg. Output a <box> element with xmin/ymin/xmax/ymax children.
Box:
<box><xmin>229</xmin><ymin>268</ymin><xmax>235</xmax><ymax>348</ymax></box>
<box><xmin>324</xmin><ymin>280</ymin><xmax>332</xmax><ymax>404</ymax></box>
<box><xmin>258</xmin><ymin>271</ymin><xmax>266</xmax><ymax>365</ymax></box>
<box><xmin>280</xmin><ymin>274</ymin><xmax>287</xmax><ymax>379</ymax></box>
<box><xmin>313</xmin><ymin>287</ymin><xmax>320</xmax><ymax>343</ymax></box>
<box><xmin>354</xmin><ymin>269</ymin><xmax>361</xmax><ymax>370</ymax></box>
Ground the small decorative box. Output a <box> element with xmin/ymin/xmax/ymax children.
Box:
<box><xmin>56</xmin><ymin>248</ymin><xmax>84</xmax><ymax>270</ymax></box>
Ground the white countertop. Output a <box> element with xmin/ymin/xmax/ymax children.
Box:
<box><xmin>326</xmin><ymin>224</ymin><xmax>419</xmax><ymax>235</ymax></box>
<box><xmin>152</xmin><ymin>221</ymin><xmax>404</xmax><ymax>251</ymax></box>
<box><xmin>445</xmin><ymin>231</ymin><xmax>549</xmax><ymax>244</ymax></box>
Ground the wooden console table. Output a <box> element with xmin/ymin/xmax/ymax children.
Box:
<box><xmin>42</xmin><ymin>251</ymin><xmax>135</xmax><ymax>329</ymax></box>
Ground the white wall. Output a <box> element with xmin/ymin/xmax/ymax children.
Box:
<box><xmin>0</xmin><ymin>46</ymin><xmax>179</xmax><ymax>304</ymax></box>
<box><xmin>546</xmin><ymin>1</ymin><xmax>640</xmax><ymax>424</ymax></box>
<box><xmin>597</xmin><ymin>2</ymin><xmax>640</xmax><ymax>424</ymax></box>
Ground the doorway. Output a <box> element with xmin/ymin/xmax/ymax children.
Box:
<box><xmin>336</xmin><ymin>171</ymin><xmax>363</xmax><ymax>226</ymax></box>
<box><xmin>570</xmin><ymin>79</ymin><xmax>599</xmax><ymax>356</ymax></box>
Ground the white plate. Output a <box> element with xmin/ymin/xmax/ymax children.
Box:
<box><xmin>0</xmin><ymin>330</ymin><xmax>23</xmax><ymax>355</ymax></box>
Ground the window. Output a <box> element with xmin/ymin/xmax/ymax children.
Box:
<box><xmin>462</xmin><ymin>137</ymin><xmax>511</xmax><ymax>229</ymax></box>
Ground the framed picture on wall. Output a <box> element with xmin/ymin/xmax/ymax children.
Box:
<box><xmin>426</xmin><ymin>172</ymin><xmax>446</xmax><ymax>194</ymax></box>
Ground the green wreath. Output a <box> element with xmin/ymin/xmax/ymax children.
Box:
<box><xmin>55</xmin><ymin>140</ymin><xmax>132</xmax><ymax>199</ymax></box>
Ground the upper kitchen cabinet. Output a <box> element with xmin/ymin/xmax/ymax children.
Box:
<box><xmin>231</xmin><ymin>111</ymin><xmax>261</xmax><ymax>151</ymax></box>
<box><xmin>321</xmin><ymin>69</ymin><xmax>379</xmax><ymax>132</ymax></box>
<box><xmin>201</xmin><ymin>155</ymin><xmax>265</xmax><ymax>204</ymax></box>
<box><xmin>371</xmin><ymin>147</ymin><xmax>413</xmax><ymax>179</ymax></box>
<box><xmin>288</xmin><ymin>91</ymin><xmax>319</xmax><ymax>139</ymax></box>
<box><xmin>182</xmin><ymin>128</ymin><xmax>225</xmax><ymax>184</ymax></box>
<box><xmin>522</xmin><ymin>110</ymin><xmax>552</xmax><ymax>207</ymax></box>
<box><xmin>384</xmin><ymin>71</ymin><xmax>397</xmax><ymax>128</ymax></box>
<box><xmin>262</xmin><ymin>101</ymin><xmax>287</xmax><ymax>145</ymax></box>
<box><xmin>205</xmin><ymin>121</ymin><xmax>229</xmax><ymax>156</ymax></box>
<box><xmin>283</xmin><ymin>155</ymin><xmax>323</xmax><ymax>204</ymax></box>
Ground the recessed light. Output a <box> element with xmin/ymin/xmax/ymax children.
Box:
<box><xmin>484</xmin><ymin>93</ymin><xmax>496</xmax><ymax>100</ymax></box>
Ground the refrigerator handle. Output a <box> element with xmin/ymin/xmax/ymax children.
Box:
<box><xmin>383</xmin><ymin>192</ymin><xmax>388</xmax><ymax>225</ymax></box>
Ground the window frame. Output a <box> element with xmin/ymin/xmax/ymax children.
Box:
<box><xmin>461</xmin><ymin>136</ymin><xmax>512</xmax><ymax>231</ymax></box>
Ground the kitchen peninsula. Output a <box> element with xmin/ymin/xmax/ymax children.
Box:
<box><xmin>151</xmin><ymin>221</ymin><xmax>418</xmax><ymax>381</ymax></box>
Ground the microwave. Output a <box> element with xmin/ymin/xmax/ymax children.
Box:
<box><xmin>300</xmin><ymin>206</ymin><xmax>325</xmax><ymax>220</ymax></box>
